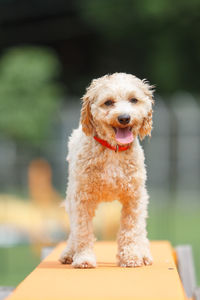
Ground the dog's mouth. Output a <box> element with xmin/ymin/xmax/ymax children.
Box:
<box><xmin>113</xmin><ymin>126</ymin><xmax>134</xmax><ymax>144</ymax></box>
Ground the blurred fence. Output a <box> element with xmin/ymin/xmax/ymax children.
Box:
<box><xmin>0</xmin><ymin>93</ymin><xmax>199</xmax><ymax>204</ymax></box>
<box><xmin>145</xmin><ymin>92</ymin><xmax>200</xmax><ymax>206</ymax></box>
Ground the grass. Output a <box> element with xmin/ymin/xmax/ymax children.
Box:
<box><xmin>148</xmin><ymin>204</ymin><xmax>200</xmax><ymax>285</ymax></box>
<box><xmin>0</xmin><ymin>245</ymin><xmax>40</xmax><ymax>286</ymax></box>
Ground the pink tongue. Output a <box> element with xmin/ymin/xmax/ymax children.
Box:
<box><xmin>115</xmin><ymin>127</ymin><xmax>134</xmax><ymax>144</ymax></box>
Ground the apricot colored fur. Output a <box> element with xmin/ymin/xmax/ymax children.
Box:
<box><xmin>60</xmin><ymin>73</ymin><xmax>154</xmax><ymax>268</ymax></box>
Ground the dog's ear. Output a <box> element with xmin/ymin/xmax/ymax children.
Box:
<box><xmin>81</xmin><ymin>93</ymin><xmax>94</xmax><ymax>136</ymax></box>
<box><xmin>138</xmin><ymin>79</ymin><xmax>155</xmax><ymax>140</ymax></box>
<box><xmin>139</xmin><ymin>109</ymin><xmax>153</xmax><ymax>140</ymax></box>
<box><xmin>141</xmin><ymin>79</ymin><xmax>155</xmax><ymax>104</ymax></box>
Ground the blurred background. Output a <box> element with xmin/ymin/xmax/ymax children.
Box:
<box><xmin>0</xmin><ymin>0</ymin><xmax>200</xmax><ymax>289</ymax></box>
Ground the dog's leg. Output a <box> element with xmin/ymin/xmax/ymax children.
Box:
<box><xmin>59</xmin><ymin>195</ymin><xmax>75</xmax><ymax>264</ymax></box>
<box><xmin>70</xmin><ymin>198</ymin><xmax>96</xmax><ymax>269</ymax></box>
<box><xmin>117</xmin><ymin>188</ymin><xmax>153</xmax><ymax>267</ymax></box>
<box><xmin>59</xmin><ymin>232</ymin><xmax>75</xmax><ymax>264</ymax></box>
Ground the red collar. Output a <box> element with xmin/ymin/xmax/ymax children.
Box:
<box><xmin>94</xmin><ymin>135</ymin><xmax>131</xmax><ymax>152</ymax></box>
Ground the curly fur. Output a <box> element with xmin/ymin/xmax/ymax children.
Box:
<box><xmin>60</xmin><ymin>72</ymin><xmax>154</xmax><ymax>268</ymax></box>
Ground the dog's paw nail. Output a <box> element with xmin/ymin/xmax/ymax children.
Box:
<box><xmin>73</xmin><ymin>261</ymin><xmax>96</xmax><ymax>269</ymax></box>
<box><xmin>143</xmin><ymin>256</ymin><xmax>153</xmax><ymax>266</ymax></box>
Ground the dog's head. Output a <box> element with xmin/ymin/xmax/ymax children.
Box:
<box><xmin>81</xmin><ymin>73</ymin><xmax>154</xmax><ymax>145</ymax></box>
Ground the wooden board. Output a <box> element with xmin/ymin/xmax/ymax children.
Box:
<box><xmin>7</xmin><ymin>241</ymin><xmax>187</xmax><ymax>300</ymax></box>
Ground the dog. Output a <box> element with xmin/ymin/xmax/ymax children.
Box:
<box><xmin>60</xmin><ymin>72</ymin><xmax>154</xmax><ymax>268</ymax></box>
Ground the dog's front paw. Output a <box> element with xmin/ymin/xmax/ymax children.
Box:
<box><xmin>118</xmin><ymin>244</ymin><xmax>153</xmax><ymax>267</ymax></box>
<box><xmin>72</xmin><ymin>250</ymin><xmax>96</xmax><ymax>268</ymax></box>
<box><xmin>59</xmin><ymin>249</ymin><xmax>74</xmax><ymax>264</ymax></box>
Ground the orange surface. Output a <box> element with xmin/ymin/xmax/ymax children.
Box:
<box><xmin>7</xmin><ymin>241</ymin><xmax>187</xmax><ymax>300</ymax></box>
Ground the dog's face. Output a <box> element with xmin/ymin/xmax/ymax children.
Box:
<box><xmin>81</xmin><ymin>73</ymin><xmax>154</xmax><ymax>145</ymax></box>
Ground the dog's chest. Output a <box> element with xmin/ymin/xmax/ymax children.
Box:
<box><xmin>102</xmin><ymin>160</ymin><xmax>124</xmax><ymax>181</ymax></box>
<box><xmin>97</xmin><ymin>153</ymin><xmax>136</xmax><ymax>193</ymax></box>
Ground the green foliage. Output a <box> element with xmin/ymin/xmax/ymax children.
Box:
<box><xmin>0</xmin><ymin>47</ymin><xmax>63</xmax><ymax>146</ymax></box>
<box><xmin>77</xmin><ymin>0</ymin><xmax>200</xmax><ymax>94</ymax></box>
<box><xmin>78</xmin><ymin>0</ymin><xmax>200</xmax><ymax>39</ymax></box>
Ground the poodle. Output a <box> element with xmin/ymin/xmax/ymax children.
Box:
<box><xmin>60</xmin><ymin>72</ymin><xmax>154</xmax><ymax>268</ymax></box>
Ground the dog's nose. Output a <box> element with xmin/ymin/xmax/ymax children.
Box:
<box><xmin>118</xmin><ymin>114</ymin><xmax>131</xmax><ymax>125</ymax></box>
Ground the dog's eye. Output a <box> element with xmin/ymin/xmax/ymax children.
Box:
<box><xmin>104</xmin><ymin>100</ymin><xmax>114</xmax><ymax>106</ymax></box>
<box><xmin>130</xmin><ymin>98</ymin><xmax>138</xmax><ymax>104</ymax></box>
